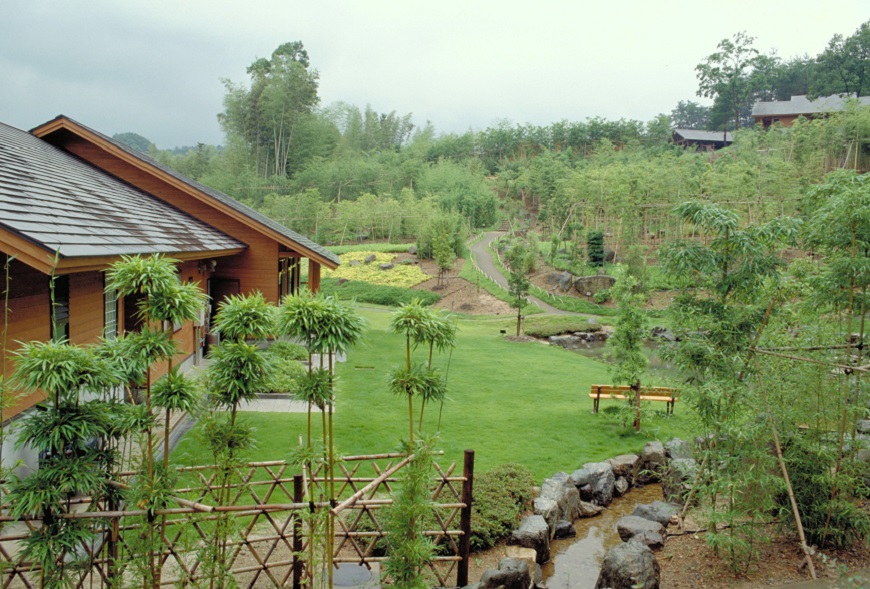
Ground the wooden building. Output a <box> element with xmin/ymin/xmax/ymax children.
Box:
<box><xmin>672</xmin><ymin>128</ymin><xmax>733</xmax><ymax>151</ymax></box>
<box><xmin>0</xmin><ymin>116</ymin><xmax>339</xmax><ymax>425</ymax></box>
<box><xmin>752</xmin><ymin>94</ymin><xmax>870</xmax><ymax>128</ymax></box>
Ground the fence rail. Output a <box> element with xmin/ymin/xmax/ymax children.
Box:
<box><xmin>0</xmin><ymin>450</ymin><xmax>475</xmax><ymax>589</ymax></box>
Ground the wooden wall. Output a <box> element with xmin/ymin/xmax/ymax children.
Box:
<box><xmin>69</xmin><ymin>271</ymin><xmax>105</xmax><ymax>345</ymax></box>
<box><xmin>2</xmin><ymin>260</ymin><xmax>50</xmax><ymax>420</ymax></box>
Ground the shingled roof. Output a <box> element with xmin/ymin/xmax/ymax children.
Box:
<box><xmin>752</xmin><ymin>94</ymin><xmax>870</xmax><ymax>117</ymax></box>
<box><xmin>0</xmin><ymin>122</ymin><xmax>245</xmax><ymax>264</ymax></box>
<box><xmin>33</xmin><ymin>116</ymin><xmax>339</xmax><ymax>268</ymax></box>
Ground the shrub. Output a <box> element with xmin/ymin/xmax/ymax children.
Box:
<box><xmin>260</xmin><ymin>354</ymin><xmax>307</xmax><ymax>394</ymax></box>
<box><xmin>593</xmin><ymin>288</ymin><xmax>611</xmax><ymax>304</ymax></box>
<box><xmin>320</xmin><ymin>278</ymin><xmax>441</xmax><ymax>307</ymax></box>
<box><xmin>265</xmin><ymin>341</ymin><xmax>308</xmax><ymax>361</ymax></box>
<box><xmin>470</xmin><ymin>463</ymin><xmax>535</xmax><ymax>551</ymax></box>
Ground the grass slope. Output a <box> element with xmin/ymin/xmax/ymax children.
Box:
<box><xmin>173</xmin><ymin>308</ymin><xmax>693</xmax><ymax>482</ymax></box>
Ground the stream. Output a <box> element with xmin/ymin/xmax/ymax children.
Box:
<box><xmin>541</xmin><ymin>484</ymin><xmax>664</xmax><ymax>589</ymax></box>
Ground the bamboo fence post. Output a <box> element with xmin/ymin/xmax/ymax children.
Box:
<box><xmin>293</xmin><ymin>474</ymin><xmax>303</xmax><ymax>589</ymax></box>
<box><xmin>457</xmin><ymin>450</ymin><xmax>475</xmax><ymax>588</ymax></box>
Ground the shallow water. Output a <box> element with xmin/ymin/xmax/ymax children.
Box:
<box><xmin>568</xmin><ymin>340</ymin><xmax>676</xmax><ymax>380</ymax></box>
<box><xmin>541</xmin><ymin>484</ymin><xmax>663</xmax><ymax>589</ymax></box>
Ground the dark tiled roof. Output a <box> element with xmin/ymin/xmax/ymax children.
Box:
<box><xmin>752</xmin><ymin>94</ymin><xmax>870</xmax><ymax>117</ymax></box>
<box><xmin>0</xmin><ymin>122</ymin><xmax>245</xmax><ymax>259</ymax></box>
<box><xmin>41</xmin><ymin>116</ymin><xmax>340</xmax><ymax>267</ymax></box>
<box><xmin>673</xmin><ymin>128</ymin><xmax>733</xmax><ymax>142</ymax></box>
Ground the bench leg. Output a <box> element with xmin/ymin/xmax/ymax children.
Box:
<box><xmin>593</xmin><ymin>397</ymin><xmax>599</xmax><ymax>413</ymax></box>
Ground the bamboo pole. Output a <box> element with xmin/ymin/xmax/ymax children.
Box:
<box><xmin>331</xmin><ymin>454</ymin><xmax>414</xmax><ymax>515</ymax></box>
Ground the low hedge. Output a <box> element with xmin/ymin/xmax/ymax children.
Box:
<box><xmin>470</xmin><ymin>463</ymin><xmax>536</xmax><ymax>551</ymax></box>
<box><xmin>320</xmin><ymin>277</ymin><xmax>441</xmax><ymax>307</ymax></box>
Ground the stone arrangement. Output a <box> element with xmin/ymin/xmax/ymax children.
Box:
<box><xmin>471</xmin><ymin>438</ymin><xmax>698</xmax><ymax>589</ymax></box>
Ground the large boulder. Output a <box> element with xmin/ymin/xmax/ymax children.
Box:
<box><xmin>363</xmin><ymin>254</ymin><xmax>376</xmax><ymax>264</ymax></box>
<box><xmin>638</xmin><ymin>441</ymin><xmax>666</xmax><ymax>484</ymax></box>
<box><xmin>664</xmin><ymin>438</ymin><xmax>694</xmax><ymax>460</ymax></box>
<box><xmin>508</xmin><ymin>515</ymin><xmax>550</xmax><ymax>564</ymax></box>
<box><xmin>480</xmin><ymin>557</ymin><xmax>531</xmax><ymax>589</ymax></box>
<box><xmin>616</xmin><ymin>515</ymin><xmax>666</xmax><ymax>548</ymax></box>
<box><xmin>632</xmin><ymin>501</ymin><xmax>680</xmax><ymax>527</ymax></box>
<box><xmin>608</xmin><ymin>454</ymin><xmax>640</xmax><ymax>484</ymax></box>
<box><xmin>594</xmin><ymin>540</ymin><xmax>661</xmax><ymax>589</ymax></box>
<box><xmin>540</xmin><ymin>472</ymin><xmax>583</xmax><ymax>522</ymax></box>
<box><xmin>573</xmin><ymin>275</ymin><xmax>616</xmax><ymax>296</ymax></box>
<box><xmin>662</xmin><ymin>458</ymin><xmax>698</xmax><ymax>505</ymax></box>
<box><xmin>573</xmin><ymin>462</ymin><xmax>615</xmax><ymax>506</ymax></box>
<box><xmin>533</xmin><ymin>497</ymin><xmax>559</xmax><ymax>536</ymax></box>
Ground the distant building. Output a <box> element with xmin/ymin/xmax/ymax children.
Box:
<box><xmin>672</xmin><ymin>128</ymin><xmax>733</xmax><ymax>151</ymax></box>
<box><xmin>752</xmin><ymin>94</ymin><xmax>870</xmax><ymax>128</ymax></box>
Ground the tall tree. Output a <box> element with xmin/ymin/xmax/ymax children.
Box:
<box><xmin>670</xmin><ymin>100</ymin><xmax>711</xmax><ymax>130</ymax></box>
<box><xmin>813</xmin><ymin>21</ymin><xmax>870</xmax><ymax>98</ymax></box>
<box><xmin>696</xmin><ymin>32</ymin><xmax>764</xmax><ymax>130</ymax></box>
<box><xmin>219</xmin><ymin>41</ymin><xmax>320</xmax><ymax>177</ymax></box>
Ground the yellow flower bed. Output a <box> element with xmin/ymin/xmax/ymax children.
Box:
<box><xmin>324</xmin><ymin>252</ymin><xmax>430</xmax><ymax>288</ymax></box>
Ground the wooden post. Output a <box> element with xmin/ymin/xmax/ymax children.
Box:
<box><xmin>293</xmin><ymin>474</ymin><xmax>303</xmax><ymax>589</ymax></box>
<box><xmin>457</xmin><ymin>450</ymin><xmax>475</xmax><ymax>587</ymax></box>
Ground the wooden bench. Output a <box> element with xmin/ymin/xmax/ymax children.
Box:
<box><xmin>589</xmin><ymin>384</ymin><xmax>679</xmax><ymax>415</ymax></box>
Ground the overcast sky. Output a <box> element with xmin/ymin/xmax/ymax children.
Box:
<box><xmin>1</xmin><ymin>1</ymin><xmax>867</xmax><ymax>148</ymax></box>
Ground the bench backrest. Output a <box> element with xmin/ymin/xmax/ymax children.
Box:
<box><xmin>590</xmin><ymin>384</ymin><xmax>679</xmax><ymax>397</ymax></box>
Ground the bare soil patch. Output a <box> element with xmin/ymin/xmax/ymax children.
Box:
<box><xmin>408</xmin><ymin>256</ymin><xmax>513</xmax><ymax>316</ymax></box>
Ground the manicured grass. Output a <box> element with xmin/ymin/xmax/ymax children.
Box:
<box><xmin>172</xmin><ymin>307</ymin><xmax>694</xmax><ymax>482</ymax></box>
<box><xmin>320</xmin><ymin>277</ymin><xmax>441</xmax><ymax>307</ymax></box>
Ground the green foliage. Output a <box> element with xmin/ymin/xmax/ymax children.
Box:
<box><xmin>469</xmin><ymin>463</ymin><xmax>535</xmax><ymax>551</ymax></box>
<box><xmin>384</xmin><ymin>438</ymin><xmax>437</xmax><ymax>589</ymax></box>
<box><xmin>106</xmin><ymin>254</ymin><xmax>180</xmax><ymax>299</ymax></box>
<box><xmin>264</xmin><ymin>341</ymin><xmax>309</xmax><ymax>361</ymax></box>
<box><xmin>592</xmin><ymin>289</ymin><xmax>611</xmax><ymax>304</ymax></box>
<box><xmin>261</xmin><ymin>354</ymin><xmax>307</xmax><ymax>394</ymax></box>
<box><xmin>207</xmin><ymin>341</ymin><xmax>268</xmax><ymax>411</ymax></box>
<box><xmin>212</xmin><ymin>291</ymin><xmax>275</xmax><ymax>341</ymax></box>
<box><xmin>416</xmin><ymin>211</ymin><xmax>467</xmax><ymax>259</ymax></box>
<box><xmin>587</xmin><ymin>231</ymin><xmax>605</xmax><ymax>267</ymax></box>
<box><xmin>320</xmin><ymin>277</ymin><xmax>441</xmax><ymax>307</ymax></box>
<box><xmin>152</xmin><ymin>368</ymin><xmax>199</xmax><ymax>412</ymax></box>
<box><xmin>325</xmin><ymin>252</ymin><xmax>430</xmax><ymax>288</ymax></box>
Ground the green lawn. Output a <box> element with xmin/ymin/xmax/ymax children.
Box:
<box><xmin>172</xmin><ymin>307</ymin><xmax>694</xmax><ymax>482</ymax></box>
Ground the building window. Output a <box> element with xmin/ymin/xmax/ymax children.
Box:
<box><xmin>51</xmin><ymin>275</ymin><xmax>70</xmax><ymax>341</ymax></box>
<box><xmin>104</xmin><ymin>284</ymin><xmax>118</xmax><ymax>340</ymax></box>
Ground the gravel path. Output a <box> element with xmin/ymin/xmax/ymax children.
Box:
<box><xmin>469</xmin><ymin>231</ymin><xmax>573</xmax><ymax>315</ymax></box>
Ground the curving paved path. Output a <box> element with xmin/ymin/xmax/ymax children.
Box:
<box><xmin>469</xmin><ymin>231</ymin><xmax>572</xmax><ymax>315</ymax></box>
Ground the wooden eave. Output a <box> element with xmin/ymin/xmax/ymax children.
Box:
<box><xmin>0</xmin><ymin>227</ymin><xmax>244</xmax><ymax>276</ymax></box>
<box><xmin>31</xmin><ymin>118</ymin><xmax>339</xmax><ymax>270</ymax></box>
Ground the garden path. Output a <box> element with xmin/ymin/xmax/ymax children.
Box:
<box><xmin>470</xmin><ymin>231</ymin><xmax>573</xmax><ymax>315</ymax></box>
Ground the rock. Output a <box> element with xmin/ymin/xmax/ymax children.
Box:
<box><xmin>587</xmin><ymin>317</ymin><xmax>599</xmax><ymax>325</ymax></box>
<box><xmin>504</xmin><ymin>546</ymin><xmax>537</xmax><ymax>576</ymax></box>
<box><xmin>650</xmin><ymin>326</ymin><xmax>676</xmax><ymax>342</ymax></box>
<box><xmin>580</xmin><ymin>462</ymin><xmax>615</xmax><ymax>506</ymax></box>
<box><xmin>548</xmin><ymin>335</ymin><xmax>584</xmax><ymax>350</ymax></box>
<box><xmin>664</xmin><ymin>438</ymin><xmax>693</xmax><ymax>460</ymax></box>
<box><xmin>336</xmin><ymin>278</ymin><xmax>349</xmax><ymax>286</ymax></box>
<box><xmin>540</xmin><ymin>472</ymin><xmax>583</xmax><ymax>522</ymax></box>
<box><xmin>638</xmin><ymin>441</ymin><xmax>666</xmax><ymax>484</ymax></box>
<box><xmin>573</xmin><ymin>275</ymin><xmax>616</xmax><ymax>296</ymax></box>
<box><xmin>558</xmin><ymin>272</ymin><xmax>573</xmax><ymax>292</ymax></box>
<box><xmin>480</xmin><ymin>557</ymin><xmax>531</xmax><ymax>589</ymax></box>
<box><xmin>632</xmin><ymin>501</ymin><xmax>680</xmax><ymax>527</ymax></box>
<box><xmin>408</xmin><ymin>245</ymin><xmax>417</xmax><ymax>255</ymax></box>
<box><xmin>617</xmin><ymin>515</ymin><xmax>665</xmax><ymax>543</ymax></box>
<box><xmin>364</xmin><ymin>254</ymin><xmax>376</xmax><ymax>264</ymax></box>
<box><xmin>570</xmin><ymin>466</ymin><xmax>592</xmax><ymax>487</ymax></box>
<box><xmin>579</xmin><ymin>484</ymin><xmax>593</xmax><ymax>502</ymax></box>
<box><xmin>614</xmin><ymin>476</ymin><xmax>630</xmax><ymax>497</ymax></box>
<box><xmin>604</xmin><ymin>248</ymin><xmax>616</xmax><ymax>263</ymax></box>
<box><xmin>554</xmin><ymin>519</ymin><xmax>576</xmax><ymax>539</ymax></box>
<box><xmin>594</xmin><ymin>540</ymin><xmax>661</xmax><ymax>589</ymax></box>
<box><xmin>378</xmin><ymin>263</ymin><xmax>394</xmax><ymax>270</ymax></box>
<box><xmin>662</xmin><ymin>458</ymin><xmax>698</xmax><ymax>505</ymax></box>
<box><xmin>508</xmin><ymin>515</ymin><xmax>550</xmax><ymax>564</ymax></box>
<box><xmin>608</xmin><ymin>454</ymin><xmax>640</xmax><ymax>483</ymax></box>
<box><xmin>858</xmin><ymin>420</ymin><xmax>870</xmax><ymax>435</ymax></box>
<box><xmin>577</xmin><ymin>500</ymin><xmax>604</xmax><ymax>518</ymax></box>
<box><xmin>349</xmin><ymin>260</ymin><xmax>360</xmax><ymax>267</ymax></box>
<box><xmin>533</xmin><ymin>497</ymin><xmax>559</xmax><ymax>537</ymax></box>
